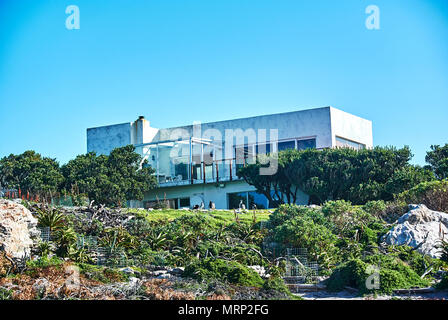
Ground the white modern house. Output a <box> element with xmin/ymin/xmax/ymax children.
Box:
<box><xmin>87</xmin><ymin>106</ymin><xmax>372</xmax><ymax>209</ymax></box>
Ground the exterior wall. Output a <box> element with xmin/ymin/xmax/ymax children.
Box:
<box><xmin>87</xmin><ymin>122</ymin><xmax>132</xmax><ymax>155</ymax></box>
<box><xmin>156</xmin><ymin>107</ymin><xmax>333</xmax><ymax>153</ymax></box>
<box><xmin>136</xmin><ymin>180</ymin><xmax>310</xmax><ymax>209</ymax></box>
<box><xmin>329</xmin><ymin>107</ymin><xmax>373</xmax><ymax>148</ymax></box>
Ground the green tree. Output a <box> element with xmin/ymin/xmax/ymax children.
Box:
<box><xmin>0</xmin><ymin>150</ymin><xmax>63</xmax><ymax>195</ymax></box>
<box><xmin>425</xmin><ymin>144</ymin><xmax>448</xmax><ymax>180</ymax></box>
<box><xmin>237</xmin><ymin>146</ymin><xmax>432</xmax><ymax>205</ymax></box>
<box><xmin>61</xmin><ymin>145</ymin><xmax>157</xmax><ymax>207</ymax></box>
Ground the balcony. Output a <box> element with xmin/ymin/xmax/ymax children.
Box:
<box><xmin>134</xmin><ymin>137</ymin><xmax>244</xmax><ymax>187</ymax></box>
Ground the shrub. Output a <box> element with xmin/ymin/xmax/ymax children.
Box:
<box><xmin>271</xmin><ymin>215</ymin><xmax>337</xmax><ymax>269</ymax></box>
<box><xmin>265</xmin><ymin>205</ymin><xmax>337</xmax><ymax>270</ymax></box>
<box><xmin>326</xmin><ymin>259</ymin><xmax>367</xmax><ymax>292</ymax></box>
<box><xmin>382</xmin><ymin>200</ymin><xmax>409</xmax><ymax>223</ymax></box>
<box><xmin>322</xmin><ymin>200</ymin><xmax>352</xmax><ymax>217</ymax></box>
<box><xmin>78</xmin><ymin>263</ymin><xmax>129</xmax><ymax>283</ymax></box>
<box><xmin>0</xmin><ymin>287</ymin><xmax>12</xmax><ymax>300</ymax></box>
<box><xmin>263</xmin><ymin>277</ymin><xmax>290</xmax><ymax>294</ymax></box>
<box><xmin>397</xmin><ymin>179</ymin><xmax>448</xmax><ymax>212</ymax></box>
<box><xmin>440</xmin><ymin>241</ymin><xmax>448</xmax><ymax>264</ymax></box>
<box><xmin>26</xmin><ymin>256</ymin><xmax>64</xmax><ymax>272</ymax></box>
<box><xmin>183</xmin><ymin>258</ymin><xmax>264</xmax><ymax>287</ymax></box>
<box><xmin>36</xmin><ymin>208</ymin><xmax>65</xmax><ymax>232</ymax></box>
<box><xmin>362</xmin><ymin>200</ymin><xmax>387</xmax><ymax>217</ymax></box>
<box><xmin>387</xmin><ymin>245</ymin><xmax>439</xmax><ymax>277</ymax></box>
<box><xmin>326</xmin><ymin>254</ymin><xmax>430</xmax><ymax>295</ymax></box>
<box><xmin>436</xmin><ymin>274</ymin><xmax>448</xmax><ymax>290</ymax></box>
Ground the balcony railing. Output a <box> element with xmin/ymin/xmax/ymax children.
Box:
<box><xmin>157</xmin><ymin>157</ymin><xmax>244</xmax><ymax>187</ymax></box>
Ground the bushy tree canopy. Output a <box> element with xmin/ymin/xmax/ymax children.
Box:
<box><xmin>237</xmin><ymin>146</ymin><xmax>433</xmax><ymax>205</ymax></box>
<box><xmin>62</xmin><ymin>145</ymin><xmax>158</xmax><ymax>207</ymax></box>
<box><xmin>0</xmin><ymin>150</ymin><xmax>63</xmax><ymax>194</ymax></box>
<box><xmin>425</xmin><ymin>144</ymin><xmax>448</xmax><ymax>180</ymax></box>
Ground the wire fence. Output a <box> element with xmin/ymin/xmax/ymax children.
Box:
<box><xmin>261</xmin><ymin>241</ymin><xmax>320</xmax><ymax>288</ymax></box>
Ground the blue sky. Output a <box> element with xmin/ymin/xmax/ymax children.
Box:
<box><xmin>0</xmin><ymin>0</ymin><xmax>447</xmax><ymax>165</ymax></box>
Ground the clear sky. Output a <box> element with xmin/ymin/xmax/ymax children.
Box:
<box><xmin>0</xmin><ymin>0</ymin><xmax>447</xmax><ymax>165</ymax></box>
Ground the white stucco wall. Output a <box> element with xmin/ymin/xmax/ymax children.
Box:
<box><xmin>155</xmin><ymin>107</ymin><xmax>334</xmax><ymax>154</ymax></box>
<box><xmin>137</xmin><ymin>180</ymin><xmax>310</xmax><ymax>209</ymax></box>
<box><xmin>87</xmin><ymin>122</ymin><xmax>132</xmax><ymax>155</ymax></box>
<box><xmin>329</xmin><ymin>107</ymin><xmax>373</xmax><ymax>148</ymax></box>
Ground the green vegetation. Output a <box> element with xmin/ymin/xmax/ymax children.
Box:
<box><xmin>0</xmin><ymin>287</ymin><xmax>12</xmax><ymax>300</ymax></box>
<box><xmin>326</xmin><ymin>255</ymin><xmax>430</xmax><ymax>295</ymax></box>
<box><xmin>397</xmin><ymin>179</ymin><xmax>448</xmax><ymax>212</ymax></box>
<box><xmin>0</xmin><ymin>145</ymin><xmax>157</xmax><ymax>207</ymax></box>
<box><xmin>61</xmin><ymin>145</ymin><xmax>158</xmax><ymax>207</ymax></box>
<box><xmin>184</xmin><ymin>258</ymin><xmax>264</xmax><ymax>287</ymax></box>
<box><xmin>238</xmin><ymin>146</ymin><xmax>434</xmax><ymax>205</ymax></box>
<box><xmin>78</xmin><ymin>263</ymin><xmax>129</xmax><ymax>283</ymax></box>
<box><xmin>0</xmin><ymin>150</ymin><xmax>63</xmax><ymax>196</ymax></box>
<box><xmin>425</xmin><ymin>144</ymin><xmax>448</xmax><ymax>180</ymax></box>
<box><xmin>2</xmin><ymin>142</ymin><xmax>448</xmax><ymax>299</ymax></box>
<box><xmin>26</xmin><ymin>256</ymin><xmax>64</xmax><ymax>273</ymax></box>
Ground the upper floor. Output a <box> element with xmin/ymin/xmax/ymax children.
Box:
<box><xmin>87</xmin><ymin>106</ymin><xmax>373</xmax><ymax>187</ymax></box>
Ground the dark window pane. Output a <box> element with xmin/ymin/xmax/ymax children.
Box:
<box><xmin>179</xmin><ymin>198</ymin><xmax>190</xmax><ymax>207</ymax></box>
<box><xmin>256</xmin><ymin>143</ymin><xmax>271</xmax><ymax>155</ymax></box>
<box><xmin>175</xmin><ymin>163</ymin><xmax>188</xmax><ymax>180</ymax></box>
<box><xmin>297</xmin><ymin>138</ymin><xmax>316</xmax><ymax>150</ymax></box>
<box><xmin>228</xmin><ymin>192</ymin><xmax>247</xmax><ymax>209</ymax></box>
<box><xmin>248</xmin><ymin>191</ymin><xmax>268</xmax><ymax>209</ymax></box>
<box><xmin>278</xmin><ymin>140</ymin><xmax>295</xmax><ymax>151</ymax></box>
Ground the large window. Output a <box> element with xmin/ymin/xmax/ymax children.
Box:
<box><xmin>228</xmin><ymin>191</ymin><xmax>269</xmax><ymax>209</ymax></box>
<box><xmin>297</xmin><ymin>138</ymin><xmax>316</xmax><ymax>150</ymax></box>
<box><xmin>335</xmin><ymin>136</ymin><xmax>365</xmax><ymax>150</ymax></box>
<box><xmin>145</xmin><ymin>197</ymin><xmax>191</xmax><ymax>209</ymax></box>
<box><xmin>179</xmin><ymin>197</ymin><xmax>190</xmax><ymax>208</ymax></box>
<box><xmin>255</xmin><ymin>143</ymin><xmax>272</xmax><ymax>155</ymax></box>
<box><xmin>278</xmin><ymin>140</ymin><xmax>296</xmax><ymax>151</ymax></box>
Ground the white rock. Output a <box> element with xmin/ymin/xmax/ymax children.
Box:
<box><xmin>383</xmin><ymin>204</ymin><xmax>448</xmax><ymax>258</ymax></box>
<box><xmin>156</xmin><ymin>273</ymin><xmax>172</xmax><ymax>279</ymax></box>
<box><xmin>248</xmin><ymin>265</ymin><xmax>268</xmax><ymax>278</ymax></box>
<box><xmin>0</xmin><ymin>199</ymin><xmax>40</xmax><ymax>260</ymax></box>
<box><xmin>153</xmin><ymin>270</ymin><xmax>168</xmax><ymax>276</ymax></box>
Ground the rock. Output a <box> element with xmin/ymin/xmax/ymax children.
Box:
<box><xmin>32</xmin><ymin>278</ymin><xmax>49</xmax><ymax>297</ymax></box>
<box><xmin>169</xmin><ymin>267</ymin><xmax>184</xmax><ymax>275</ymax></box>
<box><xmin>119</xmin><ymin>267</ymin><xmax>136</xmax><ymax>275</ymax></box>
<box><xmin>0</xmin><ymin>199</ymin><xmax>40</xmax><ymax>261</ymax></box>
<box><xmin>248</xmin><ymin>265</ymin><xmax>268</xmax><ymax>278</ymax></box>
<box><xmin>383</xmin><ymin>204</ymin><xmax>448</xmax><ymax>258</ymax></box>
<box><xmin>150</xmin><ymin>269</ymin><xmax>172</xmax><ymax>279</ymax></box>
<box><xmin>157</xmin><ymin>273</ymin><xmax>172</xmax><ymax>279</ymax></box>
<box><xmin>153</xmin><ymin>270</ymin><xmax>168</xmax><ymax>276</ymax></box>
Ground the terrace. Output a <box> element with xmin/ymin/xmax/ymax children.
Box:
<box><xmin>134</xmin><ymin>137</ymin><xmax>241</xmax><ymax>187</ymax></box>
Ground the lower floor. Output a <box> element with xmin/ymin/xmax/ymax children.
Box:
<box><xmin>130</xmin><ymin>180</ymin><xmax>309</xmax><ymax>210</ymax></box>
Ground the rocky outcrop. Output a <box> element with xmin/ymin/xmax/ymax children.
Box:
<box><xmin>383</xmin><ymin>204</ymin><xmax>448</xmax><ymax>258</ymax></box>
<box><xmin>0</xmin><ymin>199</ymin><xmax>40</xmax><ymax>261</ymax></box>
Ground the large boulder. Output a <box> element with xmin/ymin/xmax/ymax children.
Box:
<box><xmin>383</xmin><ymin>204</ymin><xmax>448</xmax><ymax>258</ymax></box>
<box><xmin>0</xmin><ymin>199</ymin><xmax>40</xmax><ymax>261</ymax></box>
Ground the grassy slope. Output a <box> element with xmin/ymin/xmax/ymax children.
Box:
<box><xmin>125</xmin><ymin>208</ymin><xmax>272</xmax><ymax>225</ymax></box>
